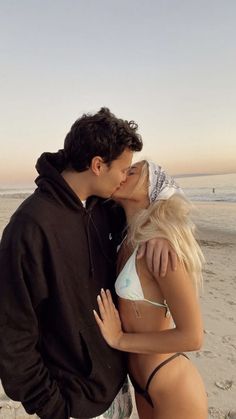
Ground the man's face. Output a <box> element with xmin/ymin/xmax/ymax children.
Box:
<box><xmin>97</xmin><ymin>148</ymin><xmax>133</xmax><ymax>198</ymax></box>
<box><xmin>112</xmin><ymin>161</ymin><xmax>147</xmax><ymax>201</ymax></box>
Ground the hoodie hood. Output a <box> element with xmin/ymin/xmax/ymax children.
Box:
<box><xmin>35</xmin><ymin>150</ymin><xmax>89</xmax><ymax>211</ymax></box>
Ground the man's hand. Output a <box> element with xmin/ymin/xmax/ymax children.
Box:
<box><xmin>137</xmin><ymin>238</ymin><xmax>177</xmax><ymax>277</ymax></box>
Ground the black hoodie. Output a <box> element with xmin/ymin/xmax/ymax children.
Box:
<box><xmin>0</xmin><ymin>151</ymin><xmax>127</xmax><ymax>419</ymax></box>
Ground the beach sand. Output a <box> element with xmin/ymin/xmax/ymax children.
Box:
<box><xmin>0</xmin><ymin>219</ymin><xmax>236</xmax><ymax>417</ymax></box>
<box><xmin>192</xmin><ymin>228</ymin><xmax>236</xmax><ymax>418</ymax></box>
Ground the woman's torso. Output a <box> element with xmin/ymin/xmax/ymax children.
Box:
<box><xmin>116</xmin><ymin>240</ymin><xmax>175</xmax><ymax>386</ymax></box>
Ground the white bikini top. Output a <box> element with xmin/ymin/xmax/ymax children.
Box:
<box><xmin>115</xmin><ymin>247</ymin><xmax>170</xmax><ymax>317</ymax></box>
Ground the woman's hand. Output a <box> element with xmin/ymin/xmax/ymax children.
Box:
<box><xmin>93</xmin><ymin>289</ymin><xmax>124</xmax><ymax>349</ymax></box>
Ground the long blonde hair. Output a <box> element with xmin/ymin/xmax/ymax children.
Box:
<box><xmin>128</xmin><ymin>161</ymin><xmax>204</xmax><ymax>293</ymax></box>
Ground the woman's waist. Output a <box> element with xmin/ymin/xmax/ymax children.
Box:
<box><xmin>127</xmin><ymin>352</ymin><xmax>177</xmax><ymax>386</ymax></box>
<box><xmin>128</xmin><ymin>352</ymin><xmax>176</xmax><ymax>370</ymax></box>
<box><xmin>119</xmin><ymin>299</ymin><xmax>171</xmax><ymax>332</ymax></box>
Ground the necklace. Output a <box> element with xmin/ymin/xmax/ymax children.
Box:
<box><xmin>117</xmin><ymin>233</ymin><xmax>127</xmax><ymax>251</ymax></box>
<box><xmin>116</xmin><ymin>233</ymin><xmax>135</xmax><ymax>275</ymax></box>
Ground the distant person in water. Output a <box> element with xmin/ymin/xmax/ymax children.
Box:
<box><xmin>94</xmin><ymin>160</ymin><xmax>208</xmax><ymax>419</ymax></box>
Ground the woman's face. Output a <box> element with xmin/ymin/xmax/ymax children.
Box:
<box><xmin>112</xmin><ymin>161</ymin><xmax>148</xmax><ymax>202</ymax></box>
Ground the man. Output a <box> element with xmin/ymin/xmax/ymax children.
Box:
<box><xmin>0</xmin><ymin>108</ymin><xmax>176</xmax><ymax>419</ymax></box>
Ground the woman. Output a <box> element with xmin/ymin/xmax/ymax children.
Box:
<box><xmin>94</xmin><ymin>160</ymin><xmax>208</xmax><ymax>419</ymax></box>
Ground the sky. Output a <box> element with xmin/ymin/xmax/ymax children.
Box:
<box><xmin>0</xmin><ymin>0</ymin><xmax>236</xmax><ymax>186</ymax></box>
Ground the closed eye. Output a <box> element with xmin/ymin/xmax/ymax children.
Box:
<box><xmin>127</xmin><ymin>166</ymin><xmax>138</xmax><ymax>175</ymax></box>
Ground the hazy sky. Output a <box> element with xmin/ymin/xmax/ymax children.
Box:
<box><xmin>1</xmin><ymin>0</ymin><xmax>236</xmax><ymax>185</ymax></box>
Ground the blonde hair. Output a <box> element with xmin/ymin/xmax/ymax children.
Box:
<box><xmin>128</xmin><ymin>161</ymin><xmax>204</xmax><ymax>293</ymax></box>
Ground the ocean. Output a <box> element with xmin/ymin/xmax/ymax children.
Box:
<box><xmin>176</xmin><ymin>173</ymin><xmax>236</xmax><ymax>234</ymax></box>
<box><xmin>176</xmin><ymin>172</ymin><xmax>236</xmax><ymax>203</ymax></box>
<box><xmin>0</xmin><ymin>173</ymin><xmax>235</xmax><ymax>237</ymax></box>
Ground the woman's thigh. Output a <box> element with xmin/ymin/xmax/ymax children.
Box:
<box><xmin>135</xmin><ymin>392</ymin><xmax>153</xmax><ymax>419</ymax></box>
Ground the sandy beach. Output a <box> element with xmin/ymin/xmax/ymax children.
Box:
<box><xmin>0</xmin><ymin>201</ymin><xmax>236</xmax><ymax>418</ymax></box>
<box><xmin>192</xmin><ymin>228</ymin><xmax>236</xmax><ymax>418</ymax></box>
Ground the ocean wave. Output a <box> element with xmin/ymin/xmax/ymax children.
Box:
<box><xmin>0</xmin><ymin>193</ymin><xmax>31</xmax><ymax>199</ymax></box>
<box><xmin>190</xmin><ymin>197</ymin><xmax>236</xmax><ymax>203</ymax></box>
<box><xmin>185</xmin><ymin>193</ymin><xmax>236</xmax><ymax>203</ymax></box>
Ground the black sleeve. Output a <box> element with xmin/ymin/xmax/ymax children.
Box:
<box><xmin>0</xmin><ymin>219</ymin><xmax>69</xmax><ymax>419</ymax></box>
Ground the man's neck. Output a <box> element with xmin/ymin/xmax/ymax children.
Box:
<box><xmin>61</xmin><ymin>169</ymin><xmax>92</xmax><ymax>201</ymax></box>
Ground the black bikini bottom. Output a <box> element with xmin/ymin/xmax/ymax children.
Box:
<box><xmin>129</xmin><ymin>352</ymin><xmax>189</xmax><ymax>407</ymax></box>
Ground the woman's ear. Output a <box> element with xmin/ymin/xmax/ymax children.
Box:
<box><xmin>90</xmin><ymin>156</ymin><xmax>104</xmax><ymax>176</ymax></box>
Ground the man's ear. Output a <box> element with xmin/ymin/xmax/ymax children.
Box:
<box><xmin>90</xmin><ymin>156</ymin><xmax>104</xmax><ymax>176</ymax></box>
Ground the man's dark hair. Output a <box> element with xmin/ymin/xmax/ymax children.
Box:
<box><xmin>63</xmin><ymin>107</ymin><xmax>143</xmax><ymax>171</ymax></box>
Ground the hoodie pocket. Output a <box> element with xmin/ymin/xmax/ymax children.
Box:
<box><xmin>78</xmin><ymin>323</ymin><xmax>121</xmax><ymax>382</ymax></box>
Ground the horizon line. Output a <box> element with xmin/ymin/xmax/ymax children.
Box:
<box><xmin>174</xmin><ymin>171</ymin><xmax>236</xmax><ymax>178</ymax></box>
<box><xmin>0</xmin><ymin>171</ymin><xmax>236</xmax><ymax>188</ymax></box>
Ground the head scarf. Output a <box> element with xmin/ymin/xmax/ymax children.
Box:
<box><xmin>147</xmin><ymin>160</ymin><xmax>184</xmax><ymax>203</ymax></box>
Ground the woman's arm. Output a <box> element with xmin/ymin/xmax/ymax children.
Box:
<box><xmin>93</xmin><ymin>261</ymin><xmax>203</xmax><ymax>354</ymax></box>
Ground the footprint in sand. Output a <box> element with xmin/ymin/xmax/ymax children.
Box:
<box><xmin>203</xmin><ymin>269</ymin><xmax>216</xmax><ymax>276</ymax></box>
<box><xmin>200</xmin><ymin>351</ymin><xmax>217</xmax><ymax>358</ymax></box>
<box><xmin>208</xmin><ymin>406</ymin><xmax>228</xmax><ymax>418</ymax></box>
<box><xmin>215</xmin><ymin>380</ymin><xmax>233</xmax><ymax>390</ymax></box>
<box><xmin>204</xmin><ymin>329</ymin><xmax>215</xmax><ymax>335</ymax></box>
<box><xmin>222</xmin><ymin>336</ymin><xmax>236</xmax><ymax>349</ymax></box>
<box><xmin>227</xmin><ymin>356</ymin><xmax>236</xmax><ymax>365</ymax></box>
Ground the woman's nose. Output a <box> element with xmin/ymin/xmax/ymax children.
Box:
<box><xmin>121</xmin><ymin>174</ymin><xmax>128</xmax><ymax>184</ymax></box>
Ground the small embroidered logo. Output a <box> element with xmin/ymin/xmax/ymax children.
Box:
<box><xmin>109</xmin><ymin>233</ymin><xmax>112</xmax><ymax>240</ymax></box>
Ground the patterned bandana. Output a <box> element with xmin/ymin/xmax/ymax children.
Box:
<box><xmin>147</xmin><ymin>161</ymin><xmax>184</xmax><ymax>203</ymax></box>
